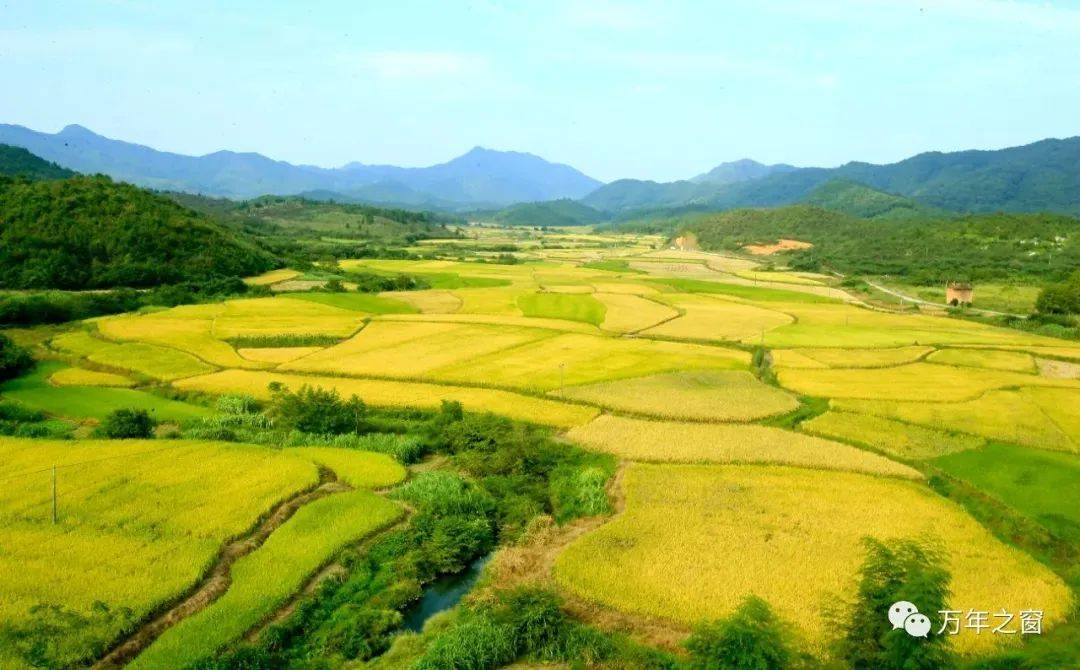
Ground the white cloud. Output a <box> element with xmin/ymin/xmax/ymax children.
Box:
<box><xmin>351</xmin><ymin>51</ymin><xmax>490</xmax><ymax>80</ymax></box>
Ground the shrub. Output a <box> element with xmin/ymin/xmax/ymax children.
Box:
<box><xmin>1035</xmin><ymin>270</ymin><xmax>1080</xmax><ymax>315</ymax></box>
<box><xmin>98</xmin><ymin>408</ymin><xmax>157</xmax><ymax>439</ymax></box>
<box><xmin>268</xmin><ymin>384</ymin><xmax>367</xmax><ymax>434</ymax></box>
<box><xmin>0</xmin><ymin>334</ymin><xmax>33</xmax><ymax>381</ymax></box>
<box><xmin>684</xmin><ymin>596</ymin><xmax>795</xmax><ymax>670</ymax></box>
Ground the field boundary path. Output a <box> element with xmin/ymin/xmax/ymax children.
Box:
<box><xmin>94</xmin><ymin>468</ymin><xmax>350</xmax><ymax>669</ymax></box>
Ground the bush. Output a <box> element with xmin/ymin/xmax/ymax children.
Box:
<box><xmin>268</xmin><ymin>384</ymin><xmax>367</xmax><ymax>434</ymax></box>
<box><xmin>684</xmin><ymin>596</ymin><xmax>795</xmax><ymax>670</ymax></box>
<box><xmin>0</xmin><ymin>333</ymin><xmax>33</xmax><ymax>381</ymax></box>
<box><xmin>98</xmin><ymin>409</ymin><xmax>157</xmax><ymax>439</ymax></box>
<box><xmin>1035</xmin><ymin>270</ymin><xmax>1080</xmax><ymax>315</ymax></box>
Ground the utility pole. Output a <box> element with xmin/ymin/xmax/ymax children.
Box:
<box><xmin>559</xmin><ymin>363</ymin><xmax>566</xmax><ymax>398</ymax></box>
<box><xmin>51</xmin><ymin>465</ymin><xmax>57</xmax><ymax>525</ymax></box>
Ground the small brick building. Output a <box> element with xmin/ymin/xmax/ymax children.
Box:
<box><xmin>946</xmin><ymin>282</ymin><xmax>973</xmax><ymax>306</ymax></box>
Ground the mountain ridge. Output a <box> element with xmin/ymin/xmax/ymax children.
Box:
<box><xmin>0</xmin><ymin>124</ymin><xmax>602</xmax><ymax>206</ymax></box>
<box><xmin>585</xmin><ymin>135</ymin><xmax>1080</xmax><ymax>216</ymax></box>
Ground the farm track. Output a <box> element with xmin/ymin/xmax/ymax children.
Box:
<box><xmin>94</xmin><ymin>468</ymin><xmax>350</xmax><ymax>669</ymax></box>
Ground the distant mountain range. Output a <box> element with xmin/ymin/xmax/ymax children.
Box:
<box><xmin>3</xmin><ymin>122</ymin><xmax>1080</xmax><ymax>217</ymax></box>
<box><xmin>584</xmin><ymin>137</ymin><xmax>1080</xmax><ymax>216</ymax></box>
<box><xmin>0</xmin><ymin>124</ymin><xmax>602</xmax><ymax>207</ymax></box>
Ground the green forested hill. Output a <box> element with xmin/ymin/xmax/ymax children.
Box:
<box><xmin>0</xmin><ymin>175</ymin><xmax>277</xmax><ymax>289</ymax></box>
<box><xmin>674</xmin><ymin>206</ymin><xmax>1079</xmax><ymax>284</ymax></box>
<box><xmin>799</xmin><ymin>179</ymin><xmax>946</xmax><ymax>220</ymax></box>
<box><xmin>584</xmin><ymin>136</ymin><xmax>1080</xmax><ymax>215</ymax></box>
<box><xmin>171</xmin><ymin>193</ymin><xmax>460</xmax><ymax>244</ymax></box>
<box><xmin>491</xmin><ymin>199</ymin><xmax>607</xmax><ymax>226</ymax></box>
<box><xmin>0</xmin><ymin>144</ymin><xmax>75</xmax><ymax>180</ymax></box>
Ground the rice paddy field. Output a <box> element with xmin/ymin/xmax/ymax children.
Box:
<box><xmin>0</xmin><ymin>438</ymin><xmax>319</xmax><ymax>669</ymax></box>
<box><xmin>2</xmin><ymin>226</ymin><xmax>1078</xmax><ymax>667</ymax></box>
<box><xmin>558</xmin><ymin>370</ymin><xmax>798</xmax><ymax>421</ymax></box>
<box><xmin>554</xmin><ymin>464</ymin><xmax>1073</xmax><ymax>656</ymax></box>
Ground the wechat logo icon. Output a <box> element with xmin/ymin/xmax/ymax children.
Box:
<box><xmin>889</xmin><ymin>601</ymin><xmax>930</xmax><ymax>638</ymax></box>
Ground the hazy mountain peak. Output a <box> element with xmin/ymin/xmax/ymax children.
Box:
<box><xmin>691</xmin><ymin>159</ymin><xmax>798</xmax><ymax>185</ymax></box>
<box><xmin>58</xmin><ymin>124</ymin><xmax>99</xmax><ymax>138</ymax></box>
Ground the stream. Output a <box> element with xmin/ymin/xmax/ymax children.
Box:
<box><xmin>399</xmin><ymin>553</ymin><xmax>491</xmax><ymax>632</ymax></box>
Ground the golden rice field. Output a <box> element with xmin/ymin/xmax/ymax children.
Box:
<box><xmin>96</xmin><ymin>307</ymin><xmax>260</xmax><ymax>370</ymax></box>
<box><xmin>48</xmin><ymin>367</ymin><xmax>136</xmax><ymax>387</ymax></box>
<box><xmin>758</xmin><ymin>303</ymin><xmax>1062</xmax><ymax>349</ymax></box>
<box><xmin>128</xmin><ymin>489</ymin><xmax>403</xmax><ymax>670</ymax></box>
<box><xmin>554</xmin><ymin>464</ymin><xmax>1072</xmax><ymax>656</ymax></box>
<box><xmin>7</xmin><ymin>233</ymin><xmax>1080</xmax><ymax>667</ymax></box>
<box><xmin>435</xmin><ymin>331</ymin><xmax>748</xmax><ymax>391</ymax></box>
<box><xmin>776</xmin><ymin>362</ymin><xmax>1077</xmax><ymax>401</ymax></box>
<box><xmin>643</xmin><ymin>293</ymin><xmax>794</xmax><ymax>342</ymax></box>
<box><xmin>286</xmin><ymin>447</ymin><xmax>406</xmax><ymax>489</ymax></box>
<box><xmin>770</xmin><ymin>345</ymin><xmax>934</xmax><ymax>369</ymax></box>
<box><xmin>565</xmin><ymin>414</ymin><xmax>920</xmax><ymax>478</ymax></box>
<box><xmin>733</xmin><ymin>269</ymin><xmax>823</xmax><ymax>285</ymax></box>
<box><xmin>0</xmin><ymin>438</ymin><xmax>319</xmax><ymax>669</ymax></box>
<box><xmin>558</xmin><ymin>370</ymin><xmax>798</xmax><ymax>421</ymax></box>
<box><xmin>243</xmin><ymin>268</ymin><xmax>300</xmax><ymax>286</ymax></box>
<box><xmin>51</xmin><ymin>330</ymin><xmax>215</xmax><ymax>381</ymax></box>
<box><xmin>174</xmin><ymin>369</ymin><xmax>599</xmax><ymax>427</ymax></box>
<box><xmin>284</xmin><ymin>320</ymin><xmax>556</xmax><ymax>380</ymax></box>
<box><xmin>800</xmin><ymin>410</ymin><xmax>985</xmax><ymax>460</ymax></box>
<box><xmin>380</xmin><ymin>289</ymin><xmax>462</xmax><ymax>313</ymax></box>
<box><xmin>594</xmin><ymin>292</ymin><xmax>678</xmax><ymax>333</ymax></box>
<box><xmin>210</xmin><ymin>297</ymin><xmax>366</xmax><ymax>338</ymax></box>
<box><xmin>237</xmin><ymin>346</ymin><xmax>325</xmax><ymax>364</ymax></box>
<box><xmin>378</xmin><ymin>312</ymin><xmax>601</xmax><ymax>334</ymax></box>
<box><xmin>926</xmin><ymin>347</ymin><xmax>1036</xmax><ymax>373</ymax></box>
<box><xmin>833</xmin><ymin>387</ymin><xmax>1080</xmax><ymax>453</ymax></box>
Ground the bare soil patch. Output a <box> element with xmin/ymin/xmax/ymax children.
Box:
<box><xmin>743</xmin><ymin>238</ymin><xmax>813</xmax><ymax>255</ymax></box>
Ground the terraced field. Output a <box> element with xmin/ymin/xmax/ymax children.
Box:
<box><xmin>0</xmin><ymin>439</ymin><xmax>320</xmax><ymax>669</ymax></box>
<box><xmin>4</xmin><ymin>228</ymin><xmax>1078</xmax><ymax>667</ymax></box>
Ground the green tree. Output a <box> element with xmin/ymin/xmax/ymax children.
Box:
<box><xmin>1035</xmin><ymin>270</ymin><xmax>1080</xmax><ymax>315</ymax></box>
<box><xmin>833</xmin><ymin>537</ymin><xmax>954</xmax><ymax>670</ymax></box>
<box><xmin>268</xmin><ymin>384</ymin><xmax>367</xmax><ymax>434</ymax></box>
<box><xmin>98</xmin><ymin>409</ymin><xmax>157</xmax><ymax>439</ymax></box>
<box><xmin>684</xmin><ymin>595</ymin><xmax>796</xmax><ymax>670</ymax></box>
<box><xmin>0</xmin><ymin>334</ymin><xmax>33</xmax><ymax>381</ymax></box>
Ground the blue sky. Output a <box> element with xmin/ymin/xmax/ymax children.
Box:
<box><xmin>2</xmin><ymin>0</ymin><xmax>1079</xmax><ymax>182</ymax></box>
